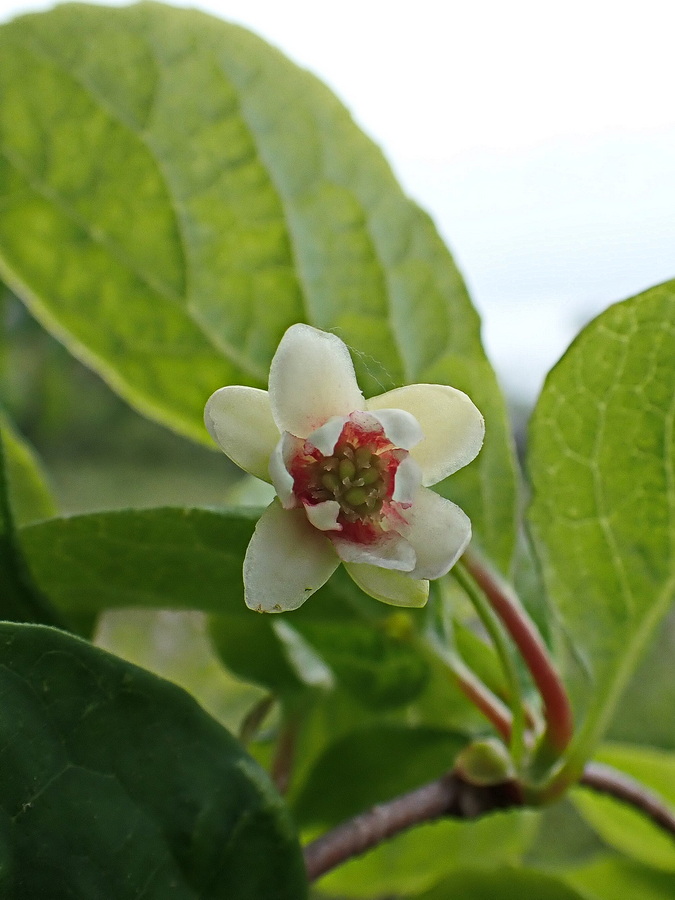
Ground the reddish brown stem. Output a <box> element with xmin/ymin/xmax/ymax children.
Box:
<box><xmin>581</xmin><ymin>762</ymin><xmax>675</xmax><ymax>835</ymax></box>
<box><xmin>303</xmin><ymin>762</ymin><xmax>675</xmax><ymax>883</ymax></box>
<box><xmin>271</xmin><ymin>715</ymin><xmax>298</xmax><ymax>796</ymax></box>
<box><xmin>452</xmin><ymin>658</ymin><xmax>513</xmax><ymax>742</ymax></box>
<box><xmin>303</xmin><ymin>773</ymin><xmax>519</xmax><ymax>882</ymax></box>
<box><xmin>463</xmin><ymin>552</ymin><xmax>574</xmax><ymax>753</ymax></box>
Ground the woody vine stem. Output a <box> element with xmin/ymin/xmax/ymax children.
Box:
<box><xmin>303</xmin><ymin>760</ymin><xmax>675</xmax><ymax>882</ymax></box>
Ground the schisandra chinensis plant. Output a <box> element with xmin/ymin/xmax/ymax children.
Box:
<box><xmin>204</xmin><ymin>324</ymin><xmax>484</xmax><ymax>612</ymax></box>
<box><xmin>1</xmin><ymin>4</ymin><xmax>675</xmax><ymax>899</ymax></box>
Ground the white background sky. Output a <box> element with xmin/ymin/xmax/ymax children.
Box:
<box><xmin>1</xmin><ymin>0</ymin><xmax>673</xmax><ymax>401</ymax></box>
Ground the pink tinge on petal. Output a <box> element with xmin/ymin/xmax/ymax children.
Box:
<box><xmin>392</xmin><ymin>456</ymin><xmax>422</xmax><ymax>505</ymax></box>
<box><xmin>332</xmin><ymin>530</ymin><xmax>416</xmax><ymax>572</ymax></box>
<box><xmin>269</xmin><ymin>433</ymin><xmax>304</xmax><ymax>508</ymax></box>
<box><xmin>306</xmin><ymin>415</ymin><xmax>350</xmax><ymax>456</ymax></box>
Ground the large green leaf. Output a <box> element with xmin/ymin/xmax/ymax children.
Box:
<box><xmin>527</xmin><ymin>283</ymin><xmax>675</xmax><ymax>765</ymax></box>
<box><xmin>0</xmin><ymin>2</ymin><xmax>517</xmax><ymax>570</ymax></box>
<box><xmin>572</xmin><ymin>743</ymin><xmax>675</xmax><ymax>872</ymax></box>
<box><xmin>0</xmin><ymin>622</ymin><xmax>307</xmax><ymax>898</ymax></box>
<box><xmin>19</xmin><ymin>506</ymin><xmax>259</xmax><ymax>617</ymax></box>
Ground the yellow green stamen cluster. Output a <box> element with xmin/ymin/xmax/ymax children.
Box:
<box><xmin>308</xmin><ymin>443</ymin><xmax>388</xmax><ymax>523</ymax></box>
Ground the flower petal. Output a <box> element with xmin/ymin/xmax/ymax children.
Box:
<box><xmin>269</xmin><ymin>324</ymin><xmax>364</xmax><ymax>437</ymax></box>
<box><xmin>269</xmin><ymin>433</ymin><xmax>302</xmax><ymax>508</ymax></box>
<box><xmin>368</xmin><ymin>409</ymin><xmax>423</xmax><ymax>450</ymax></box>
<box><xmin>244</xmin><ymin>501</ymin><xmax>339</xmax><ymax>612</ymax></box>
<box><xmin>304</xmin><ymin>500</ymin><xmax>342</xmax><ymax>531</ymax></box>
<box><xmin>344</xmin><ymin>563</ymin><xmax>429</xmax><ymax>608</ymax></box>
<box><xmin>332</xmin><ymin>531</ymin><xmax>416</xmax><ymax>571</ymax></box>
<box><xmin>392</xmin><ymin>457</ymin><xmax>422</xmax><ymax>505</ymax></box>
<box><xmin>401</xmin><ymin>486</ymin><xmax>471</xmax><ymax>580</ymax></box>
<box><xmin>204</xmin><ymin>386</ymin><xmax>279</xmax><ymax>482</ymax></box>
<box><xmin>367</xmin><ymin>384</ymin><xmax>484</xmax><ymax>486</ymax></box>
<box><xmin>306</xmin><ymin>415</ymin><xmax>349</xmax><ymax>456</ymax></box>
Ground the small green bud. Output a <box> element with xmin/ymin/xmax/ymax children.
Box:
<box><xmin>454</xmin><ymin>739</ymin><xmax>515</xmax><ymax>786</ymax></box>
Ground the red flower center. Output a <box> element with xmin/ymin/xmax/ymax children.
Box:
<box><xmin>290</xmin><ymin>417</ymin><xmax>406</xmax><ymax>542</ymax></box>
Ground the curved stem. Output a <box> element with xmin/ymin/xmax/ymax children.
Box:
<box><xmin>271</xmin><ymin>711</ymin><xmax>299</xmax><ymax>796</ymax></box>
<box><xmin>441</xmin><ymin>649</ymin><xmax>513</xmax><ymax>742</ymax></box>
<box><xmin>239</xmin><ymin>694</ymin><xmax>276</xmax><ymax>746</ymax></box>
<box><xmin>303</xmin><ymin>761</ymin><xmax>675</xmax><ymax>883</ymax></box>
<box><xmin>463</xmin><ymin>552</ymin><xmax>574</xmax><ymax>755</ymax></box>
<box><xmin>303</xmin><ymin>772</ymin><xmax>519</xmax><ymax>882</ymax></box>
<box><xmin>580</xmin><ymin>762</ymin><xmax>675</xmax><ymax>834</ymax></box>
<box><xmin>453</xmin><ymin>561</ymin><xmax>526</xmax><ymax>766</ymax></box>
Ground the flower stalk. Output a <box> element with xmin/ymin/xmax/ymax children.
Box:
<box><xmin>462</xmin><ymin>551</ymin><xmax>574</xmax><ymax>756</ymax></box>
<box><xmin>452</xmin><ymin>560</ymin><xmax>527</xmax><ymax>766</ymax></box>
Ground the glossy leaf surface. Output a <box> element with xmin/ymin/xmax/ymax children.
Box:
<box><xmin>0</xmin><ymin>622</ymin><xmax>307</xmax><ymax>898</ymax></box>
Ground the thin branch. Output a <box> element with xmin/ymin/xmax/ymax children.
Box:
<box><xmin>238</xmin><ymin>694</ymin><xmax>276</xmax><ymax>746</ymax></box>
<box><xmin>303</xmin><ymin>761</ymin><xmax>675</xmax><ymax>882</ymax></box>
<box><xmin>271</xmin><ymin>713</ymin><xmax>298</xmax><ymax>796</ymax></box>
<box><xmin>463</xmin><ymin>552</ymin><xmax>574</xmax><ymax>754</ymax></box>
<box><xmin>303</xmin><ymin>772</ymin><xmax>519</xmax><ymax>882</ymax></box>
<box><xmin>580</xmin><ymin>762</ymin><xmax>675</xmax><ymax>836</ymax></box>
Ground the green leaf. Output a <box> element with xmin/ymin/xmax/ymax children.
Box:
<box><xmin>292</xmin><ymin>724</ymin><xmax>468</xmax><ymax>829</ymax></box>
<box><xmin>0</xmin><ymin>428</ymin><xmax>64</xmax><ymax>626</ymax></box>
<box><xmin>564</xmin><ymin>856</ymin><xmax>675</xmax><ymax>900</ymax></box>
<box><xmin>0</xmin><ymin>2</ymin><xmax>517</xmax><ymax>571</ymax></box>
<box><xmin>415</xmin><ymin>867</ymin><xmax>587</xmax><ymax>900</ymax></box>
<box><xmin>0</xmin><ymin>622</ymin><xmax>307</xmax><ymax>899</ymax></box>
<box><xmin>291</xmin><ymin>618</ymin><xmax>430</xmax><ymax>711</ymax></box>
<box><xmin>21</xmin><ymin>508</ymin><xmax>441</xmax><ymax>716</ymax></box>
<box><xmin>527</xmin><ymin>283</ymin><xmax>675</xmax><ymax>764</ymax></box>
<box><xmin>0</xmin><ymin>411</ymin><xmax>56</xmax><ymax>526</ymax></box>
<box><xmin>523</xmin><ymin>799</ymin><xmax>607</xmax><ymax>869</ymax></box>
<box><xmin>315</xmin><ymin>813</ymin><xmax>539</xmax><ymax>898</ymax></box>
<box><xmin>19</xmin><ymin>506</ymin><xmax>259</xmax><ymax>618</ymax></box>
<box><xmin>572</xmin><ymin>743</ymin><xmax>675</xmax><ymax>872</ymax></box>
<box><xmin>208</xmin><ymin>614</ymin><xmax>307</xmax><ymax>696</ymax></box>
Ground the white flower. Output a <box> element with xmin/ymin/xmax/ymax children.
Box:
<box><xmin>205</xmin><ymin>325</ymin><xmax>484</xmax><ymax>613</ymax></box>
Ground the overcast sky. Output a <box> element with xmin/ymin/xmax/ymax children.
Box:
<box><xmin>2</xmin><ymin>0</ymin><xmax>673</xmax><ymax>400</ymax></box>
